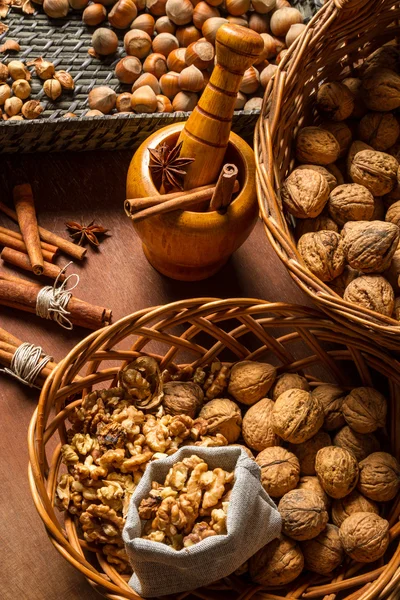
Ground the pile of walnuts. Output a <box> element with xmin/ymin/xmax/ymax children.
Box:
<box><xmin>56</xmin><ymin>355</ymin><xmax>400</xmax><ymax>587</ymax></box>
<box><xmin>281</xmin><ymin>44</ymin><xmax>400</xmax><ymax>319</ymax></box>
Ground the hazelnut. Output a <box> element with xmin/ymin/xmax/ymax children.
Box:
<box><xmin>242</xmin><ymin>398</ymin><xmax>280</xmax><ymax>451</ymax></box>
<box><xmin>54</xmin><ymin>70</ymin><xmax>74</xmax><ymax>90</ymax></box>
<box><xmin>297</xmin><ymin>231</ymin><xmax>345</xmax><ymax>282</ymax></box>
<box><xmin>176</xmin><ymin>26</ymin><xmax>201</xmax><ymax>49</ymax></box>
<box><xmin>0</xmin><ymin>63</ymin><xmax>8</xmax><ymax>82</ymax></box>
<box><xmin>239</xmin><ymin>66</ymin><xmax>260</xmax><ymax>95</ymax></box>
<box><xmin>198</xmin><ymin>398</ymin><xmax>242</xmax><ymax>443</ymax></box>
<box><xmin>296</xmin><ymin>127</ymin><xmax>340</xmax><ymax>165</ymax></box>
<box><xmin>12</xmin><ymin>79</ymin><xmax>31</xmax><ymax>100</ymax></box>
<box><xmin>159</xmin><ymin>71</ymin><xmax>180</xmax><ymax>99</ymax></box>
<box><xmin>167</xmin><ymin>48</ymin><xmax>187</xmax><ymax>73</ymax></box>
<box><xmin>358</xmin><ymin>112</ymin><xmax>400</xmax><ymax>152</ymax></box>
<box><xmin>152</xmin><ymin>32</ymin><xmax>179</xmax><ymax>57</ymax></box>
<box><xmin>69</xmin><ymin>0</ymin><xmax>89</xmax><ymax>8</ymax></box>
<box><xmin>162</xmin><ymin>381</ymin><xmax>204</xmax><ymax>418</ymax></box>
<box><xmin>172</xmin><ymin>91</ymin><xmax>198</xmax><ymax>111</ymax></box>
<box><xmin>328</xmin><ymin>184</ymin><xmax>374</xmax><ymax>226</ymax></box>
<box><xmin>179</xmin><ymin>65</ymin><xmax>204</xmax><ymax>93</ymax></box>
<box><xmin>92</xmin><ymin>28</ymin><xmax>118</xmax><ymax>56</ymax></box>
<box><xmin>311</xmin><ymin>384</ymin><xmax>345</xmax><ymax>431</ymax></box>
<box><xmin>166</xmin><ymin>0</ymin><xmax>193</xmax><ymax>25</ymax></box>
<box><xmin>225</xmin><ymin>0</ymin><xmax>250</xmax><ymax>15</ymax></box>
<box><xmin>278</xmin><ymin>489</ymin><xmax>328</xmax><ymax>541</ymax></box>
<box><xmin>133</xmin><ymin>13</ymin><xmax>156</xmax><ymax>35</ymax></box>
<box><xmin>320</xmin><ymin>121</ymin><xmax>352</xmax><ymax>157</ymax></box>
<box><xmin>301</xmin><ymin>524</ymin><xmax>344</xmax><ymax>575</ymax></box>
<box><xmin>333</xmin><ymin>425</ymin><xmax>379</xmax><ymax>462</ymax></box>
<box><xmin>296</xmin><ymin>475</ymin><xmax>329</xmax><ymax>509</ymax></box>
<box><xmin>343</xmin><ymin>274</ymin><xmax>395</xmax><ymax>316</ymax></box>
<box><xmin>115</xmin><ymin>56</ymin><xmax>142</xmax><ymax>84</ymax></box>
<box><xmin>332</xmin><ymin>490</ymin><xmax>379</xmax><ymax>528</ymax></box>
<box><xmin>339</xmin><ymin>513</ymin><xmax>390</xmax><ymax>563</ymax></box>
<box><xmin>235</xmin><ymin>92</ymin><xmax>247</xmax><ymax>109</ymax></box>
<box><xmin>116</xmin><ymin>92</ymin><xmax>133</xmax><ymax>112</ymax></box>
<box><xmin>43</xmin><ymin>0</ymin><xmax>69</xmax><ymax>18</ymax></box>
<box><xmin>43</xmin><ymin>78</ymin><xmax>62</xmax><ymax>101</ymax></box>
<box><xmin>132</xmin><ymin>73</ymin><xmax>160</xmax><ymax>95</ymax></box>
<box><xmin>85</xmin><ymin>109</ymin><xmax>104</xmax><ymax>117</ymax></box>
<box><xmin>362</xmin><ymin>68</ymin><xmax>400</xmax><ymax>112</ymax></box>
<box><xmin>228</xmin><ymin>361</ymin><xmax>276</xmax><ymax>406</ymax></box>
<box><xmin>343</xmin><ymin>221</ymin><xmax>400</xmax><ymax>273</ymax></box>
<box><xmin>295</xmin><ymin>215</ymin><xmax>339</xmax><ymax>239</ymax></box>
<box><xmin>272</xmin><ymin>389</ymin><xmax>324</xmax><ymax>444</ymax></box>
<box><xmin>282</xmin><ymin>168</ymin><xmax>330</xmax><ymax>219</ymax></box>
<box><xmin>8</xmin><ymin>60</ymin><xmax>29</xmax><ymax>81</ymax></box>
<box><xmin>248</xmin><ymin>13</ymin><xmax>269</xmax><ymax>34</ymax></box>
<box><xmin>131</xmin><ymin>85</ymin><xmax>158</xmax><ymax>113</ymax></box>
<box><xmin>342</xmin><ymin>387</ymin><xmax>387</xmax><ymax>434</ymax></box>
<box><xmin>154</xmin><ymin>15</ymin><xmax>175</xmax><ymax>34</ymax></box>
<box><xmin>4</xmin><ymin>96</ymin><xmax>23</xmax><ymax>117</ymax></box>
<box><xmin>192</xmin><ymin>1</ymin><xmax>220</xmax><ymax>30</ymax></box>
<box><xmin>249</xmin><ymin>535</ymin><xmax>304</xmax><ymax>586</ymax></box>
<box><xmin>108</xmin><ymin>0</ymin><xmax>137</xmax><ymax>29</ymax></box>
<box><xmin>271</xmin><ymin>373</ymin><xmax>309</xmax><ymax>401</ymax></box>
<box><xmin>156</xmin><ymin>94</ymin><xmax>173</xmax><ymax>113</ymax></box>
<box><xmin>256</xmin><ymin>446</ymin><xmax>300</xmax><ymax>498</ymax></box>
<box><xmin>358</xmin><ymin>452</ymin><xmax>400</xmax><ymax>502</ymax></box>
<box><xmin>143</xmin><ymin>53</ymin><xmax>168</xmax><ymax>79</ymax></box>
<box><xmin>21</xmin><ymin>100</ymin><xmax>43</xmax><ymax>119</ymax></box>
<box><xmin>251</xmin><ymin>0</ymin><xmax>276</xmax><ymax>13</ymax></box>
<box><xmin>315</xmin><ymin>446</ymin><xmax>359</xmax><ymax>499</ymax></box>
<box><xmin>202</xmin><ymin>17</ymin><xmax>228</xmax><ymax>44</ymax></box>
<box><xmin>285</xmin><ymin>23</ymin><xmax>306</xmax><ymax>47</ymax></box>
<box><xmin>146</xmin><ymin>0</ymin><xmax>167</xmax><ymax>15</ymax></box>
<box><xmin>350</xmin><ymin>150</ymin><xmax>398</xmax><ymax>196</ymax></box>
<box><xmin>124</xmin><ymin>29</ymin><xmax>152</xmax><ymax>58</ymax></box>
<box><xmin>82</xmin><ymin>3</ymin><xmax>106</xmax><ymax>25</ymax></box>
<box><xmin>316</xmin><ymin>82</ymin><xmax>354</xmax><ymax>121</ymax></box>
<box><xmin>185</xmin><ymin>39</ymin><xmax>214</xmax><ymax>71</ymax></box>
<box><xmin>260</xmin><ymin>64</ymin><xmax>278</xmax><ymax>88</ymax></box>
<box><xmin>88</xmin><ymin>86</ymin><xmax>116</xmax><ymax>114</ymax></box>
<box><xmin>289</xmin><ymin>432</ymin><xmax>331</xmax><ymax>476</ymax></box>
<box><xmin>270</xmin><ymin>7</ymin><xmax>302</xmax><ymax>37</ymax></box>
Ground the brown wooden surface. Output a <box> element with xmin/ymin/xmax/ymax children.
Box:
<box><xmin>0</xmin><ymin>149</ymin><xmax>310</xmax><ymax>600</ymax></box>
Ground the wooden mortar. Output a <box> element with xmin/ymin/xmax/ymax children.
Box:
<box><xmin>126</xmin><ymin>122</ymin><xmax>257</xmax><ymax>281</ymax></box>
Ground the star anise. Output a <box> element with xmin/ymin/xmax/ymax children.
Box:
<box><xmin>65</xmin><ymin>220</ymin><xmax>109</xmax><ymax>247</ymax></box>
<box><xmin>148</xmin><ymin>141</ymin><xmax>195</xmax><ymax>191</ymax></box>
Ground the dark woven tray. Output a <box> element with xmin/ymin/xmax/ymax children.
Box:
<box><xmin>0</xmin><ymin>1</ymin><xmax>320</xmax><ymax>154</ymax></box>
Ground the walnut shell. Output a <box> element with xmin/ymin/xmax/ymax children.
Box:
<box><xmin>342</xmin><ymin>77</ymin><xmax>367</xmax><ymax>118</ymax></box>
<box><xmin>242</xmin><ymin>398</ymin><xmax>280</xmax><ymax>452</ymax></box>
<box><xmin>296</xmin><ymin>164</ymin><xmax>338</xmax><ymax>192</ymax></box>
<box><xmin>384</xmin><ymin>241</ymin><xmax>400</xmax><ymax>291</ymax></box>
<box><xmin>272</xmin><ymin>389</ymin><xmax>324</xmax><ymax>444</ymax></box>
<box><xmin>339</xmin><ymin>512</ymin><xmax>390</xmax><ymax>562</ymax></box>
<box><xmin>301</xmin><ymin>524</ymin><xmax>344</xmax><ymax>575</ymax></box>
<box><xmin>198</xmin><ymin>398</ymin><xmax>242</xmax><ymax>443</ymax></box>
<box><xmin>327</xmin><ymin>163</ymin><xmax>345</xmax><ymax>185</ymax></box>
<box><xmin>359</xmin><ymin>46</ymin><xmax>400</xmax><ymax>77</ymax></box>
<box><xmin>329</xmin><ymin>265</ymin><xmax>361</xmax><ymax>297</ymax></box>
<box><xmin>297</xmin><ymin>231</ymin><xmax>345</xmax><ymax>282</ymax></box>
<box><xmin>311</xmin><ymin>384</ymin><xmax>346</xmax><ymax>430</ymax></box>
<box><xmin>278</xmin><ymin>489</ymin><xmax>329</xmax><ymax>541</ymax></box>
<box><xmin>362</xmin><ymin>68</ymin><xmax>400</xmax><ymax>112</ymax></box>
<box><xmin>281</xmin><ymin>168</ymin><xmax>329</xmax><ymax>219</ymax></box>
<box><xmin>296</xmin><ymin>127</ymin><xmax>341</xmax><ymax>165</ymax></box>
<box><xmin>295</xmin><ymin>215</ymin><xmax>339</xmax><ymax>239</ymax></box>
<box><xmin>228</xmin><ymin>361</ymin><xmax>277</xmax><ymax>406</ymax></box>
<box><xmin>256</xmin><ymin>446</ymin><xmax>300</xmax><ymax>498</ymax></box>
<box><xmin>386</xmin><ymin>200</ymin><xmax>400</xmax><ymax>229</ymax></box>
<box><xmin>331</xmin><ymin>490</ymin><xmax>379</xmax><ymax>527</ymax></box>
<box><xmin>333</xmin><ymin>425</ymin><xmax>380</xmax><ymax>462</ymax></box>
<box><xmin>315</xmin><ymin>446</ymin><xmax>359</xmax><ymax>499</ymax></box>
<box><xmin>249</xmin><ymin>535</ymin><xmax>304</xmax><ymax>586</ymax></box>
<box><xmin>316</xmin><ymin>82</ymin><xmax>354</xmax><ymax>121</ymax></box>
<box><xmin>162</xmin><ymin>381</ymin><xmax>204</xmax><ymax>418</ymax></box>
<box><xmin>296</xmin><ymin>475</ymin><xmax>330</xmax><ymax>509</ymax></box>
<box><xmin>342</xmin><ymin>387</ymin><xmax>387</xmax><ymax>434</ymax></box>
<box><xmin>342</xmin><ymin>221</ymin><xmax>400</xmax><ymax>273</ymax></box>
<box><xmin>346</xmin><ymin>140</ymin><xmax>373</xmax><ymax>177</ymax></box>
<box><xmin>358</xmin><ymin>112</ymin><xmax>400</xmax><ymax>152</ymax></box>
<box><xmin>343</xmin><ymin>274</ymin><xmax>395</xmax><ymax>316</ymax></box>
<box><xmin>321</xmin><ymin>121</ymin><xmax>352</xmax><ymax>157</ymax></box>
<box><xmin>358</xmin><ymin>452</ymin><xmax>400</xmax><ymax>502</ymax></box>
<box><xmin>350</xmin><ymin>150</ymin><xmax>398</xmax><ymax>196</ymax></box>
<box><xmin>371</xmin><ymin>196</ymin><xmax>385</xmax><ymax>220</ymax></box>
<box><xmin>271</xmin><ymin>373</ymin><xmax>310</xmax><ymax>401</ymax></box>
<box><xmin>328</xmin><ymin>184</ymin><xmax>374</xmax><ymax>226</ymax></box>
<box><xmin>289</xmin><ymin>431</ymin><xmax>331</xmax><ymax>476</ymax></box>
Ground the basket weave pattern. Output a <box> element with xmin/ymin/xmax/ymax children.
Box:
<box><xmin>256</xmin><ymin>0</ymin><xmax>400</xmax><ymax>351</ymax></box>
<box><xmin>29</xmin><ymin>298</ymin><xmax>400</xmax><ymax>600</ymax></box>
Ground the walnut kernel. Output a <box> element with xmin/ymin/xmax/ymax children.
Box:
<box><xmin>315</xmin><ymin>446</ymin><xmax>359</xmax><ymax>499</ymax></box>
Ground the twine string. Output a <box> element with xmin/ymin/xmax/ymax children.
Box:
<box><xmin>35</xmin><ymin>262</ymin><xmax>79</xmax><ymax>330</ymax></box>
<box><xmin>0</xmin><ymin>342</ymin><xmax>53</xmax><ymax>388</ymax></box>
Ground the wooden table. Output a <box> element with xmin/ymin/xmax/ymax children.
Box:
<box><xmin>0</xmin><ymin>149</ymin><xmax>310</xmax><ymax>600</ymax></box>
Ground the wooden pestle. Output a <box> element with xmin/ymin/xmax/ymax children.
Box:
<box><xmin>177</xmin><ymin>24</ymin><xmax>264</xmax><ymax>190</ymax></box>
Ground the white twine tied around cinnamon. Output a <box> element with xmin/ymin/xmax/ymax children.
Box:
<box><xmin>0</xmin><ymin>342</ymin><xmax>52</xmax><ymax>388</ymax></box>
<box><xmin>35</xmin><ymin>262</ymin><xmax>79</xmax><ymax>330</ymax></box>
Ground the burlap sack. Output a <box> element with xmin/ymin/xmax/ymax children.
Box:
<box><xmin>123</xmin><ymin>446</ymin><xmax>282</xmax><ymax>598</ymax></box>
<box><xmin>293</xmin><ymin>0</ymin><xmax>323</xmax><ymax>21</ymax></box>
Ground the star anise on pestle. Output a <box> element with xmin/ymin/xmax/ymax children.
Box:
<box><xmin>65</xmin><ymin>220</ymin><xmax>109</xmax><ymax>247</ymax></box>
<box><xmin>148</xmin><ymin>141</ymin><xmax>195</xmax><ymax>191</ymax></box>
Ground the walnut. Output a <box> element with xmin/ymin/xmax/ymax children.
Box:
<box><xmin>358</xmin><ymin>452</ymin><xmax>400</xmax><ymax>502</ymax></box>
<box><xmin>359</xmin><ymin>46</ymin><xmax>400</xmax><ymax>77</ymax></box>
<box><xmin>278</xmin><ymin>489</ymin><xmax>328</xmax><ymax>541</ymax></box>
<box><xmin>256</xmin><ymin>446</ymin><xmax>300</xmax><ymax>498</ymax></box>
<box><xmin>331</xmin><ymin>490</ymin><xmax>379</xmax><ymax>527</ymax></box>
<box><xmin>198</xmin><ymin>398</ymin><xmax>242</xmax><ymax>443</ymax></box>
<box><xmin>328</xmin><ymin>184</ymin><xmax>374</xmax><ymax>226</ymax></box>
<box><xmin>342</xmin><ymin>77</ymin><xmax>367</xmax><ymax>118</ymax></box>
<box><xmin>296</xmin><ymin>164</ymin><xmax>338</xmax><ymax>192</ymax></box>
<box><xmin>296</xmin><ymin>127</ymin><xmax>340</xmax><ymax>165</ymax></box>
<box><xmin>342</xmin><ymin>387</ymin><xmax>387</xmax><ymax>434</ymax></box>
<box><xmin>343</xmin><ymin>274</ymin><xmax>395</xmax><ymax>316</ymax></box>
<box><xmin>289</xmin><ymin>431</ymin><xmax>331</xmax><ymax>476</ymax></box>
<box><xmin>272</xmin><ymin>389</ymin><xmax>324</xmax><ymax>443</ymax></box>
<box><xmin>339</xmin><ymin>512</ymin><xmax>390</xmax><ymax>563</ymax></box>
<box><xmin>316</xmin><ymin>82</ymin><xmax>354</xmax><ymax>121</ymax></box>
<box><xmin>119</xmin><ymin>357</ymin><xmax>163</xmax><ymax>411</ymax></box>
<box><xmin>249</xmin><ymin>535</ymin><xmax>304</xmax><ymax>586</ymax></box>
<box><xmin>315</xmin><ymin>446</ymin><xmax>359</xmax><ymax>499</ymax></box>
<box><xmin>297</xmin><ymin>231</ymin><xmax>345</xmax><ymax>282</ymax></box>
<box><xmin>384</xmin><ymin>242</ymin><xmax>400</xmax><ymax>291</ymax></box>
<box><xmin>311</xmin><ymin>384</ymin><xmax>346</xmax><ymax>430</ymax></box>
<box><xmin>281</xmin><ymin>168</ymin><xmax>330</xmax><ymax>219</ymax></box>
<box><xmin>271</xmin><ymin>373</ymin><xmax>310</xmax><ymax>401</ymax></box>
<box><xmin>327</xmin><ymin>163</ymin><xmax>345</xmax><ymax>185</ymax></box>
<box><xmin>362</xmin><ymin>68</ymin><xmax>400</xmax><ymax>112</ymax></box>
<box><xmin>333</xmin><ymin>426</ymin><xmax>379</xmax><ymax>462</ymax></box>
<box><xmin>228</xmin><ymin>361</ymin><xmax>277</xmax><ymax>406</ymax></box>
<box><xmin>329</xmin><ymin>265</ymin><xmax>361</xmax><ymax>297</ymax></box>
<box><xmin>386</xmin><ymin>200</ymin><xmax>400</xmax><ymax>230</ymax></box>
<box><xmin>388</xmin><ymin>142</ymin><xmax>400</xmax><ymax>163</ymax></box>
<box><xmin>295</xmin><ymin>214</ymin><xmax>339</xmax><ymax>239</ymax></box>
<box><xmin>242</xmin><ymin>398</ymin><xmax>280</xmax><ymax>452</ymax></box>
<box><xmin>230</xmin><ymin>444</ymin><xmax>254</xmax><ymax>459</ymax></box>
<box><xmin>343</xmin><ymin>221</ymin><xmax>400</xmax><ymax>273</ymax></box>
<box><xmin>321</xmin><ymin>121</ymin><xmax>352</xmax><ymax>157</ymax></box>
<box><xmin>296</xmin><ymin>476</ymin><xmax>329</xmax><ymax>509</ymax></box>
<box><xmin>394</xmin><ymin>296</ymin><xmax>400</xmax><ymax>320</ymax></box>
<box><xmin>358</xmin><ymin>112</ymin><xmax>400</xmax><ymax>152</ymax></box>
<box><xmin>301</xmin><ymin>524</ymin><xmax>344</xmax><ymax>575</ymax></box>
<box><xmin>350</xmin><ymin>150</ymin><xmax>398</xmax><ymax>196</ymax></box>
<box><xmin>162</xmin><ymin>381</ymin><xmax>204</xmax><ymax>418</ymax></box>
<box><xmin>346</xmin><ymin>140</ymin><xmax>373</xmax><ymax>177</ymax></box>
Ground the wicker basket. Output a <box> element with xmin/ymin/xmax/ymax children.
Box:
<box><xmin>255</xmin><ymin>0</ymin><xmax>400</xmax><ymax>352</ymax></box>
<box><xmin>28</xmin><ymin>298</ymin><xmax>400</xmax><ymax>600</ymax></box>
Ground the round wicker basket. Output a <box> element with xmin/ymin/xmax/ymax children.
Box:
<box><xmin>29</xmin><ymin>298</ymin><xmax>400</xmax><ymax>600</ymax></box>
<box><xmin>255</xmin><ymin>0</ymin><xmax>400</xmax><ymax>351</ymax></box>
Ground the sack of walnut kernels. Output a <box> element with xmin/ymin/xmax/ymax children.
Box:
<box><xmin>122</xmin><ymin>446</ymin><xmax>282</xmax><ymax>598</ymax></box>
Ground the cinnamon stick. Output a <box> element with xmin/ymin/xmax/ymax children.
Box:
<box><xmin>1</xmin><ymin>247</ymin><xmax>66</xmax><ymax>281</ymax></box>
<box><xmin>0</xmin><ymin>272</ymin><xmax>112</xmax><ymax>329</ymax></box>
<box><xmin>0</xmin><ymin>326</ymin><xmax>22</xmax><ymax>347</ymax></box>
<box><xmin>124</xmin><ymin>182</ymin><xmax>221</xmax><ymax>214</ymax></box>
<box><xmin>0</xmin><ymin>340</ymin><xmax>57</xmax><ymax>378</ymax></box>
<box><xmin>0</xmin><ymin>199</ymin><xmax>87</xmax><ymax>261</ymax></box>
<box><xmin>0</xmin><ymin>231</ymin><xmax>56</xmax><ymax>263</ymax></box>
<box><xmin>13</xmin><ymin>184</ymin><xmax>44</xmax><ymax>275</ymax></box>
<box><xmin>0</xmin><ymin>226</ymin><xmax>58</xmax><ymax>254</ymax></box>
<box><xmin>209</xmin><ymin>164</ymin><xmax>239</xmax><ymax>211</ymax></box>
